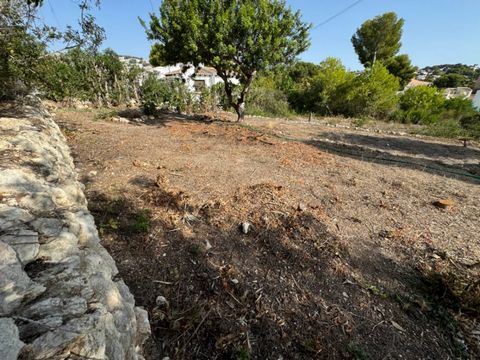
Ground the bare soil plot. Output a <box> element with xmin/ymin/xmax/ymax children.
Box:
<box><xmin>55</xmin><ymin>107</ymin><xmax>480</xmax><ymax>359</ymax></box>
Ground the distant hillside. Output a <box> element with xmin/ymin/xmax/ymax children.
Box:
<box><xmin>417</xmin><ymin>64</ymin><xmax>480</xmax><ymax>87</ymax></box>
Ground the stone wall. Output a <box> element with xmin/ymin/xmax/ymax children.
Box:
<box><xmin>0</xmin><ymin>98</ymin><xmax>150</xmax><ymax>359</ymax></box>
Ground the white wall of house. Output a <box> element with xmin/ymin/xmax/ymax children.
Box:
<box><xmin>473</xmin><ymin>92</ymin><xmax>480</xmax><ymax>110</ymax></box>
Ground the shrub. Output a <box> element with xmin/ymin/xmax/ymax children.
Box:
<box><xmin>241</xmin><ymin>75</ymin><xmax>291</xmax><ymax>117</ymax></box>
<box><xmin>344</xmin><ymin>63</ymin><xmax>399</xmax><ymax>118</ymax></box>
<box><xmin>0</xmin><ymin>28</ymin><xmax>45</xmax><ymax>100</ymax></box>
<box><xmin>38</xmin><ymin>48</ymin><xmax>142</xmax><ymax>106</ymax></box>
<box><xmin>396</xmin><ymin>86</ymin><xmax>445</xmax><ymax>124</ymax></box>
<box><xmin>139</xmin><ymin>75</ymin><xmax>166</xmax><ymax>114</ymax></box>
<box><xmin>443</xmin><ymin>97</ymin><xmax>476</xmax><ymax>120</ymax></box>
<box><xmin>460</xmin><ymin>113</ymin><xmax>480</xmax><ymax>139</ymax></box>
<box><xmin>417</xmin><ymin>119</ymin><xmax>465</xmax><ymax>139</ymax></box>
<box><xmin>246</xmin><ymin>86</ymin><xmax>291</xmax><ymax>117</ymax></box>
<box><xmin>140</xmin><ymin>75</ymin><xmax>193</xmax><ymax>115</ymax></box>
<box><xmin>309</xmin><ymin>57</ymin><xmax>355</xmax><ymax>115</ymax></box>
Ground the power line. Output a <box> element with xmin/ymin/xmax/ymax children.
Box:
<box><xmin>312</xmin><ymin>0</ymin><xmax>365</xmax><ymax>30</ymax></box>
<box><xmin>47</xmin><ymin>0</ymin><xmax>62</xmax><ymax>28</ymax></box>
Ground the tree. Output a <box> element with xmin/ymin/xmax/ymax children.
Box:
<box><xmin>433</xmin><ymin>73</ymin><xmax>469</xmax><ymax>88</ymax></box>
<box><xmin>0</xmin><ymin>0</ymin><xmax>104</xmax><ymax>99</ymax></box>
<box><xmin>309</xmin><ymin>57</ymin><xmax>354</xmax><ymax>115</ymax></box>
<box><xmin>345</xmin><ymin>62</ymin><xmax>399</xmax><ymax>118</ymax></box>
<box><xmin>38</xmin><ymin>48</ymin><xmax>142</xmax><ymax>106</ymax></box>
<box><xmin>246</xmin><ymin>76</ymin><xmax>291</xmax><ymax>117</ymax></box>
<box><xmin>351</xmin><ymin>12</ymin><xmax>404</xmax><ymax>67</ymax></box>
<box><xmin>143</xmin><ymin>0</ymin><xmax>310</xmax><ymax>121</ymax></box>
<box><xmin>385</xmin><ymin>54</ymin><xmax>417</xmax><ymax>89</ymax></box>
<box><xmin>268</xmin><ymin>61</ymin><xmax>320</xmax><ymax>113</ymax></box>
<box><xmin>396</xmin><ymin>86</ymin><xmax>444</xmax><ymax>124</ymax></box>
<box><xmin>149</xmin><ymin>43</ymin><xmax>167</xmax><ymax>67</ymax></box>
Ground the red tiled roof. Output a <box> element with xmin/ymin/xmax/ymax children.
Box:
<box><xmin>196</xmin><ymin>67</ymin><xmax>217</xmax><ymax>76</ymax></box>
<box><xmin>164</xmin><ymin>69</ymin><xmax>183</xmax><ymax>76</ymax></box>
<box><xmin>407</xmin><ymin>79</ymin><xmax>431</xmax><ymax>87</ymax></box>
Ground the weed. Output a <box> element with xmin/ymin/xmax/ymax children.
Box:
<box><xmin>367</xmin><ymin>285</ymin><xmax>388</xmax><ymax>299</ymax></box>
<box><xmin>187</xmin><ymin>243</ymin><xmax>206</xmax><ymax>257</ymax></box>
<box><xmin>131</xmin><ymin>209</ymin><xmax>151</xmax><ymax>234</ymax></box>
<box><xmin>99</xmin><ymin>217</ymin><xmax>119</xmax><ymax>235</ymax></box>
<box><xmin>234</xmin><ymin>347</ymin><xmax>251</xmax><ymax>360</ymax></box>
<box><xmin>353</xmin><ymin>117</ymin><xmax>370</xmax><ymax>127</ymax></box>
<box><xmin>93</xmin><ymin>108</ymin><xmax>117</xmax><ymax>121</ymax></box>
<box><xmin>300</xmin><ymin>338</ymin><xmax>321</xmax><ymax>354</ymax></box>
<box><xmin>347</xmin><ymin>342</ymin><xmax>369</xmax><ymax>360</ymax></box>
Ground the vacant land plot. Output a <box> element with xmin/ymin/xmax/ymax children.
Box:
<box><xmin>55</xmin><ymin>107</ymin><xmax>480</xmax><ymax>359</ymax></box>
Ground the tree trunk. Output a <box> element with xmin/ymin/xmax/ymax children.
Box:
<box><xmin>234</xmin><ymin>101</ymin><xmax>245</xmax><ymax>122</ymax></box>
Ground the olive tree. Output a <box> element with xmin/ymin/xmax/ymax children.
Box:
<box><xmin>143</xmin><ymin>0</ymin><xmax>310</xmax><ymax>121</ymax></box>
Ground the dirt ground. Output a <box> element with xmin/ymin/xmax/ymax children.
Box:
<box><xmin>54</xmin><ymin>106</ymin><xmax>480</xmax><ymax>359</ymax></box>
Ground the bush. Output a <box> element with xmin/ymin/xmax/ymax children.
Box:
<box><xmin>0</xmin><ymin>28</ymin><xmax>45</xmax><ymax>100</ymax></box>
<box><xmin>443</xmin><ymin>97</ymin><xmax>476</xmax><ymax>120</ymax></box>
<box><xmin>417</xmin><ymin>119</ymin><xmax>465</xmax><ymax>139</ymax></box>
<box><xmin>196</xmin><ymin>83</ymin><xmax>226</xmax><ymax>113</ymax></box>
<box><xmin>140</xmin><ymin>75</ymin><xmax>171</xmax><ymax>114</ymax></box>
<box><xmin>246</xmin><ymin>86</ymin><xmax>291</xmax><ymax>117</ymax></box>
<box><xmin>309</xmin><ymin>57</ymin><xmax>355</xmax><ymax>116</ymax></box>
<box><xmin>395</xmin><ymin>86</ymin><xmax>445</xmax><ymax>124</ymax></box>
<box><xmin>140</xmin><ymin>75</ymin><xmax>194</xmax><ymax>115</ymax></box>
<box><xmin>344</xmin><ymin>63</ymin><xmax>399</xmax><ymax>118</ymax></box>
<box><xmin>460</xmin><ymin>113</ymin><xmax>480</xmax><ymax>139</ymax></box>
<box><xmin>38</xmin><ymin>48</ymin><xmax>142</xmax><ymax>106</ymax></box>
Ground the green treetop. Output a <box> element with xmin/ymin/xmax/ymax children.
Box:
<box><xmin>351</xmin><ymin>12</ymin><xmax>404</xmax><ymax>67</ymax></box>
<box><xmin>142</xmin><ymin>0</ymin><xmax>310</xmax><ymax>121</ymax></box>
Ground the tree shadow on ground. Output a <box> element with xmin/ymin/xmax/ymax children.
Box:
<box><xmin>317</xmin><ymin>132</ymin><xmax>480</xmax><ymax>161</ymax></box>
<box><xmin>86</xmin><ymin>181</ymin><xmax>468</xmax><ymax>359</ymax></box>
<box><xmin>115</xmin><ymin>108</ymin><xmax>218</xmax><ymax>128</ymax></box>
<box><xmin>304</xmin><ymin>134</ymin><xmax>480</xmax><ymax>185</ymax></box>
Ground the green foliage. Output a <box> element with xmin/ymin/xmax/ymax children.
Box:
<box><xmin>140</xmin><ymin>75</ymin><xmax>170</xmax><ymax>114</ymax></box>
<box><xmin>460</xmin><ymin>113</ymin><xmax>480</xmax><ymax>139</ymax></box>
<box><xmin>259</xmin><ymin>58</ymin><xmax>399</xmax><ymax>119</ymax></box>
<box><xmin>399</xmin><ymin>86</ymin><xmax>444</xmax><ymax>111</ymax></box>
<box><xmin>392</xmin><ymin>87</ymin><xmax>479</xmax><ymax>139</ymax></box>
<box><xmin>418</xmin><ymin>119</ymin><xmax>467</xmax><ymax>139</ymax></box>
<box><xmin>309</xmin><ymin>57</ymin><xmax>355</xmax><ymax>115</ymax></box>
<box><xmin>272</xmin><ymin>61</ymin><xmax>320</xmax><ymax>113</ymax></box>
<box><xmin>433</xmin><ymin>73</ymin><xmax>470</xmax><ymax>88</ymax></box>
<box><xmin>396</xmin><ymin>86</ymin><xmax>445</xmax><ymax>124</ymax></box>
<box><xmin>140</xmin><ymin>75</ymin><xmax>195</xmax><ymax>115</ymax></box>
<box><xmin>132</xmin><ymin>210</ymin><xmax>151</xmax><ymax>234</ymax></box>
<box><xmin>385</xmin><ymin>54</ymin><xmax>417</xmax><ymax>89</ymax></box>
<box><xmin>143</xmin><ymin>0</ymin><xmax>310</xmax><ymax>120</ymax></box>
<box><xmin>351</xmin><ymin>12</ymin><xmax>404</xmax><ymax>66</ymax></box>
<box><xmin>149</xmin><ymin>43</ymin><xmax>167</xmax><ymax>67</ymax></box>
<box><xmin>0</xmin><ymin>27</ymin><xmax>45</xmax><ymax>99</ymax></box>
<box><xmin>421</xmin><ymin>64</ymin><xmax>480</xmax><ymax>87</ymax></box>
<box><xmin>443</xmin><ymin>97</ymin><xmax>477</xmax><ymax>120</ymax></box>
<box><xmin>246</xmin><ymin>77</ymin><xmax>291</xmax><ymax>117</ymax></box>
<box><xmin>0</xmin><ymin>0</ymin><xmax>104</xmax><ymax>100</ymax></box>
<box><xmin>344</xmin><ymin>63</ymin><xmax>399</xmax><ymax>118</ymax></box>
<box><xmin>38</xmin><ymin>48</ymin><xmax>141</xmax><ymax>106</ymax></box>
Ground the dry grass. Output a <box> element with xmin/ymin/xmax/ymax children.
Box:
<box><xmin>56</xmin><ymin>106</ymin><xmax>480</xmax><ymax>359</ymax></box>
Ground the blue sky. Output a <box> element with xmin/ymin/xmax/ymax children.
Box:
<box><xmin>39</xmin><ymin>0</ymin><xmax>480</xmax><ymax>70</ymax></box>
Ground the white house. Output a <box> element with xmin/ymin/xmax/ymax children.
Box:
<box><xmin>473</xmin><ymin>92</ymin><xmax>480</xmax><ymax>110</ymax></box>
<box><xmin>162</xmin><ymin>65</ymin><xmax>225</xmax><ymax>91</ymax></box>
<box><xmin>444</xmin><ymin>87</ymin><xmax>473</xmax><ymax>99</ymax></box>
<box><xmin>118</xmin><ymin>56</ymin><xmax>230</xmax><ymax>92</ymax></box>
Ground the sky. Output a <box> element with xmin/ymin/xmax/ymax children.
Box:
<box><xmin>39</xmin><ymin>0</ymin><xmax>480</xmax><ymax>71</ymax></box>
